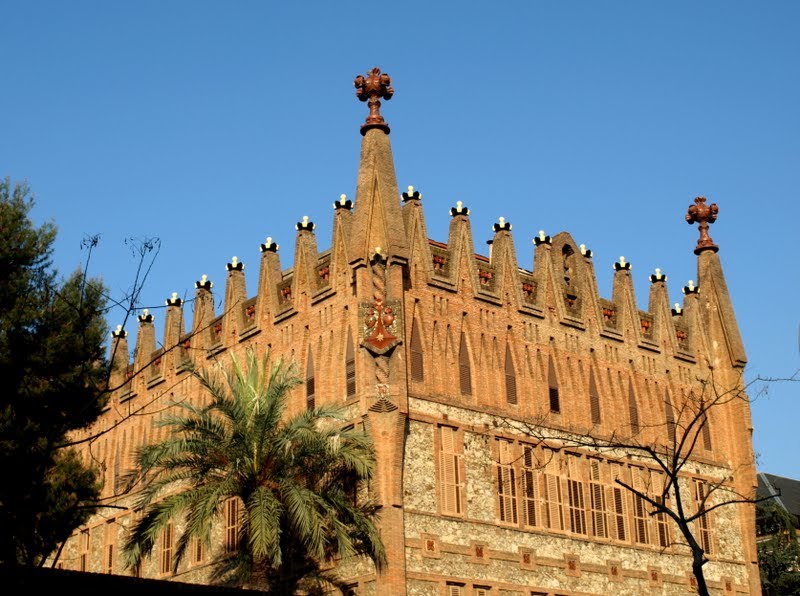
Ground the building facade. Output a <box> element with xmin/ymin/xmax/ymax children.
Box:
<box><xmin>60</xmin><ymin>68</ymin><xmax>760</xmax><ymax>595</ymax></box>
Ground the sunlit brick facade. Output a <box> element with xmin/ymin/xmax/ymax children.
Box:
<box><xmin>60</xmin><ymin>70</ymin><xmax>760</xmax><ymax>595</ymax></box>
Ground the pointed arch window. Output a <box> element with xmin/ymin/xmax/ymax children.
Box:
<box><xmin>700</xmin><ymin>397</ymin><xmax>712</xmax><ymax>451</ymax></box>
<box><xmin>701</xmin><ymin>413</ymin><xmax>712</xmax><ymax>451</ymax></box>
<box><xmin>345</xmin><ymin>330</ymin><xmax>356</xmax><ymax>399</ymax></box>
<box><xmin>664</xmin><ymin>389</ymin><xmax>676</xmax><ymax>445</ymax></box>
<box><xmin>548</xmin><ymin>355</ymin><xmax>560</xmax><ymax>413</ymax></box>
<box><xmin>410</xmin><ymin>318</ymin><xmax>424</xmax><ymax>382</ymax></box>
<box><xmin>627</xmin><ymin>377</ymin><xmax>640</xmax><ymax>435</ymax></box>
<box><xmin>458</xmin><ymin>331</ymin><xmax>472</xmax><ymax>396</ymax></box>
<box><xmin>505</xmin><ymin>344</ymin><xmax>517</xmax><ymax>405</ymax></box>
<box><xmin>589</xmin><ymin>368</ymin><xmax>601</xmax><ymax>425</ymax></box>
<box><xmin>306</xmin><ymin>350</ymin><xmax>315</xmax><ymax>410</ymax></box>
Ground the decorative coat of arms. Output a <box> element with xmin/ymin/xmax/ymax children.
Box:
<box><xmin>359</xmin><ymin>295</ymin><xmax>402</xmax><ymax>355</ymax></box>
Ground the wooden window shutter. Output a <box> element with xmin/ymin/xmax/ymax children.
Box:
<box><xmin>160</xmin><ymin>522</ymin><xmax>174</xmax><ymax>574</ymax></box>
<box><xmin>495</xmin><ymin>439</ymin><xmax>518</xmax><ymax>523</ymax></box>
<box><xmin>113</xmin><ymin>441</ymin><xmax>121</xmax><ymax>494</ymax></box>
<box><xmin>631</xmin><ymin>467</ymin><xmax>650</xmax><ymax>545</ymax></box>
<box><xmin>566</xmin><ymin>453</ymin><xmax>587</xmax><ymax>535</ymax></box>
<box><xmin>446</xmin><ymin>584</ymin><xmax>465</xmax><ymax>596</ymax></box>
<box><xmin>225</xmin><ymin>498</ymin><xmax>239</xmax><ymax>552</ymax></box>
<box><xmin>693</xmin><ymin>479</ymin><xmax>714</xmax><ymax>554</ymax></box>
<box><xmin>652</xmin><ymin>472</ymin><xmax>671</xmax><ymax>548</ymax></box>
<box><xmin>306</xmin><ymin>350</ymin><xmax>315</xmax><ymax>410</ymax></box>
<box><xmin>588</xmin><ymin>458</ymin><xmax>608</xmax><ymax>538</ymax></box>
<box><xmin>522</xmin><ymin>445</ymin><xmax>538</xmax><ymax>527</ymax></box>
<box><xmin>589</xmin><ymin>368</ymin><xmax>601</xmax><ymax>425</ymax></box>
<box><xmin>540</xmin><ymin>449</ymin><xmax>564</xmax><ymax>530</ymax></box>
<box><xmin>664</xmin><ymin>389</ymin><xmax>676</xmax><ymax>445</ymax></box>
<box><xmin>628</xmin><ymin>378</ymin><xmax>640</xmax><ymax>434</ymax></box>
<box><xmin>701</xmin><ymin>406</ymin><xmax>712</xmax><ymax>451</ymax></box>
<box><xmin>439</xmin><ymin>426</ymin><xmax>463</xmax><ymax>515</ymax></box>
<box><xmin>410</xmin><ymin>318</ymin><xmax>424</xmax><ymax>382</ymax></box>
<box><xmin>345</xmin><ymin>330</ymin><xmax>356</xmax><ymax>398</ymax></box>
<box><xmin>548</xmin><ymin>355</ymin><xmax>560</xmax><ymax>413</ymax></box>
<box><xmin>505</xmin><ymin>344</ymin><xmax>517</xmax><ymax>405</ymax></box>
<box><xmin>458</xmin><ymin>331</ymin><xmax>472</xmax><ymax>396</ymax></box>
<box><xmin>607</xmin><ymin>462</ymin><xmax>628</xmax><ymax>541</ymax></box>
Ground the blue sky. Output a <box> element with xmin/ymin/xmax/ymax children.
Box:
<box><xmin>2</xmin><ymin>2</ymin><xmax>798</xmax><ymax>478</ymax></box>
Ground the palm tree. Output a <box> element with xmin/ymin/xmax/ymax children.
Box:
<box><xmin>121</xmin><ymin>348</ymin><xmax>385</xmax><ymax>593</ymax></box>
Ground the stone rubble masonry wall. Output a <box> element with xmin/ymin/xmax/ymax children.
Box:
<box><xmin>58</xmin><ymin>124</ymin><xmax>759</xmax><ymax>595</ymax></box>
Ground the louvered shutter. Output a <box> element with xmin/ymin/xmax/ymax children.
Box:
<box><xmin>345</xmin><ymin>330</ymin><xmax>356</xmax><ymax>398</ymax></box>
<box><xmin>410</xmin><ymin>318</ymin><xmax>424</xmax><ymax>382</ymax></box>
<box><xmin>628</xmin><ymin>378</ymin><xmax>640</xmax><ymax>434</ymax></box>
<box><xmin>459</xmin><ymin>331</ymin><xmax>472</xmax><ymax>396</ymax></box>
<box><xmin>505</xmin><ymin>344</ymin><xmax>517</xmax><ymax>405</ymax></box>
<box><xmin>589</xmin><ymin>368</ymin><xmax>601</xmax><ymax>424</ymax></box>
<box><xmin>548</xmin><ymin>356</ymin><xmax>560</xmax><ymax>412</ymax></box>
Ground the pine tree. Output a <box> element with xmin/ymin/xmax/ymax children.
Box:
<box><xmin>0</xmin><ymin>177</ymin><xmax>108</xmax><ymax>566</ymax></box>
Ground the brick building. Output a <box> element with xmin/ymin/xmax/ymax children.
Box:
<box><xmin>60</xmin><ymin>68</ymin><xmax>760</xmax><ymax>595</ymax></box>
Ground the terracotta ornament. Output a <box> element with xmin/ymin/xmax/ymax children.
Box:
<box><xmin>354</xmin><ymin>67</ymin><xmax>393</xmax><ymax>134</ymax></box>
<box><xmin>686</xmin><ymin>196</ymin><xmax>719</xmax><ymax>254</ymax></box>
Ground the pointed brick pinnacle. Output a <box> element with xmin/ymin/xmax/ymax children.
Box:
<box><xmin>686</xmin><ymin>196</ymin><xmax>719</xmax><ymax>255</ymax></box>
<box><xmin>354</xmin><ymin>67</ymin><xmax>393</xmax><ymax>135</ymax></box>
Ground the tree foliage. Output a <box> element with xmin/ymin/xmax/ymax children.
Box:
<box><xmin>122</xmin><ymin>349</ymin><xmax>385</xmax><ymax>594</ymax></box>
<box><xmin>0</xmin><ymin>177</ymin><xmax>108</xmax><ymax>565</ymax></box>
<box><xmin>757</xmin><ymin>500</ymin><xmax>800</xmax><ymax>596</ymax></box>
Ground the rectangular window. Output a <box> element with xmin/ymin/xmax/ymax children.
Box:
<box><xmin>190</xmin><ymin>536</ymin><xmax>204</xmax><ymax>565</ymax></box>
<box><xmin>652</xmin><ymin>472</ymin><xmax>671</xmax><ymax>548</ymax></box>
<box><xmin>630</xmin><ymin>466</ymin><xmax>650</xmax><ymax>545</ymax></box>
<box><xmin>566</xmin><ymin>453</ymin><xmax>587</xmax><ymax>535</ymax></box>
<box><xmin>225</xmin><ymin>497</ymin><xmax>240</xmax><ymax>552</ymax></box>
<box><xmin>588</xmin><ymin>458</ymin><xmax>608</xmax><ymax>539</ymax></box>
<box><xmin>474</xmin><ymin>586</ymin><xmax>492</xmax><ymax>596</ymax></box>
<box><xmin>106</xmin><ymin>544</ymin><xmax>114</xmax><ymax>574</ymax></box>
<box><xmin>608</xmin><ymin>462</ymin><xmax>628</xmax><ymax>542</ymax></box>
<box><xmin>160</xmin><ymin>522</ymin><xmax>174</xmax><ymax>575</ymax></box>
<box><xmin>495</xmin><ymin>439</ymin><xmax>518</xmax><ymax>524</ymax></box>
<box><xmin>521</xmin><ymin>444</ymin><xmax>538</xmax><ymax>528</ymax></box>
<box><xmin>80</xmin><ymin>529</ymin><xmax>90</xmax><ymax>572</ymax></box>
<box><xmin>439</xmin><ymin>426</ymin><xmax>464</xmax><ymax>516</ymax></box>
<box><xmin>446</xmin><ymin>583</ymin><xmax>465</xmax><ymax>596</ymax></box>
<box><xmin>693</xmin><ymin>479</ymin><xmax>714</xmax><ymax>554</ymax></box>
<box><xmin>540</xmin><ymin>448</ymin><xmax>564</xmax><ymax>531</ymax></box>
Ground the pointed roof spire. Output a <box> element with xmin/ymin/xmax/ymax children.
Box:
<box><xmin>349</xmin><ymin>66</ymin><xmax>408</xmax><ymax>265</ymax></box>
<box><xmin>354</xmin><ymin>67</ymin><xmax>394</xmax><ymax>135</ymax></box>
